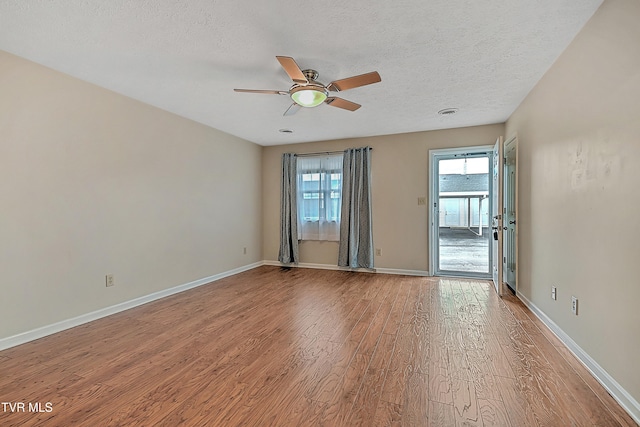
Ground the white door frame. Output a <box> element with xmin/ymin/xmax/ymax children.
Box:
<box><xmin>428</xmin><ymin>145</ymin><xmax>494</xmax><ymax>277</ymax></box>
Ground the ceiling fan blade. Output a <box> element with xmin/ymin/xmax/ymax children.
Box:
<box><xmin>325</xmin><ymin>97</ymin><xmax>361</xmax><ymax>111</ymax></box>
<box><xmin>327</xmin><ymin>71</ymin><xmax>381</xmax><ymax>92</ymax></box>
<box><xmin>276</xmin><ymin>56</ymin><xmax>308</xmax><ymax>84</ymax></box>
<box><xmin>283</xmin><ymin>103</ymin><xmax>301</xmax><ymax>116</ymax></box>
<box><xmin>234</xmin><ymin>89</ymin><xmax>288</xmax><ymax>95</ymax></box>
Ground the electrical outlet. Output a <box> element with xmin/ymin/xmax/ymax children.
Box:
<box><xmin>417</xmin><ymin>197</ymin><xmax>426</xmax><ymax>206</ymax></box>
<box><xmin>571</xmin><ymin>296</ymin><xmax>578</xmax><ymax>315</ymax></box>
<box><xmin>375</xmin><ymin>248</ymin><xmax>381</xmax><ymax>256</ymax></box>
<box><xmin>551</xmin><ymin>286</ymin><xmax>557</xmax><ymax>300</ymax></box>
<box><xmin>106</xmin><ymin>274</ymin><xmax>114</xmax><ymax>287</ymax></box>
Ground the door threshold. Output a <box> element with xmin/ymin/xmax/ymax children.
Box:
<box><xmin>435</xmin><ymin>272</ymin><xmax>492</xmax><ymax>280</ymax></box>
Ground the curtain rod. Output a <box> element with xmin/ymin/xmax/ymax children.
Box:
<box><xmin>295</xmin><ymin>147</ymin><xmax>373</xmax><ymax>157</ymax></box>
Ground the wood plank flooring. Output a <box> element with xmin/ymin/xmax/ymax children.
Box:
<box><xmin>0</xmin><ymin>266</ymin><xmax>636</xmax><ymax>426</ymax></box>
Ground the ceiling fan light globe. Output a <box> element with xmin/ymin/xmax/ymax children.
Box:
<box><xmin>291</xmin><ymin>88</ymin><xmax>327</xmax><ymax>107</ymax></box>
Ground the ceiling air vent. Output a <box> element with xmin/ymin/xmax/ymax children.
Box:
<box><xmin>438</xmin><ymin>108</ymin><xmax>459</xmax><ymax>116</ymax></box>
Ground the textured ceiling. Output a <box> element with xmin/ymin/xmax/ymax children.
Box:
<box><xmin>0</xmin><ymin>0</ymin><xmax>602</xmax><ymax>146</ymax></box>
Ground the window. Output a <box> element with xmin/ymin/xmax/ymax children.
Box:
<box><xmin>297</xmin><ymin>154</ymin><xmax>343</xmax><ymax>241</ymax></box>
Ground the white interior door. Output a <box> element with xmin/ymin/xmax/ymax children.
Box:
<box><xmin>503</xmin><ymin>136</ymin><xmax>518</xmax><ymax>292</ymax></box>
<box><xmin>491</xmin><ymin>137</ymin><xmax>504</xmax><ymax>295</ymax></box>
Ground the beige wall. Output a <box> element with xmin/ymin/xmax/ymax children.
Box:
<box><xmin>262</xmin><ymin>124</ymin><xmax>505</xmax><ymax>271</ymax></box>
<box><xmin>505</xmin><ymin>0</ymin><xmax>640</xmax><ymax>402</ymax></box>
<box><xmin>0</xmin><ymin>51</ymin><xmax>262</xmax><ymax>339</ymax></box>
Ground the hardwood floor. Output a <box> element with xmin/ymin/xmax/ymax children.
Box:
<box><xmin>0</xmin><ymin>266</ymin><xmax>636</xmax><ymax>426</ymax></box>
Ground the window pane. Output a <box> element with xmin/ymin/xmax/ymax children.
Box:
<box><xmin>297</xmin><ymin>154</ymin><xmax>343</xmax><ymax>241</ymax></box>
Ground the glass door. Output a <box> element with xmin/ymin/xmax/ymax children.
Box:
<box><xmin>430</xmin><ymin>147</ymin><xmax>493</xmax><ymax>278</ymax></box>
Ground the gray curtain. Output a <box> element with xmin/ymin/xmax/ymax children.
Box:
<box><xmin>278</xmin><ymin>153</ymin><xmax>299</xmax><ymax>264</ymax></box>
<box><xmin>338</xmin><ymin>146</ymin><xmax>374</xmax><ymax>269</ymax></box>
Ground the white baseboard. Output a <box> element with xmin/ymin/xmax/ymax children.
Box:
<box><xmin>0</xmin><ymin>261</ymin><xmax>264</xmax><ymax>352</ymax></box>
<box><xmin>517</xmin><ymin>293</ymin><xmax>640</xmax><ymax>425</ymax></box>
<box><xmin>263</xmin><ymin>260</ymin><xmax>430</xmax><ymax>276</ymax></box>
<box><xmin>263</xmin><ymin>261</ymin><xmax>345</xmax><ymax>271</ymax></box>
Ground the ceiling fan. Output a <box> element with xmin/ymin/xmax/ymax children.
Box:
<box><xmin>234</xmin><ymin>56</ymin><xmax>381</xmax><ymax>116</ymax></box>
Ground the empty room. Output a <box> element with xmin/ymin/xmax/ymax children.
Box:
<box><xmin>1</xmin><ymin>0</ymin><xmax>638</xmax><ymax>425</ymax></box>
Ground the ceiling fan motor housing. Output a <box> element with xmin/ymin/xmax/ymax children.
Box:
<box><xmin>302</xmin><ymin>69</ymin><xmax>319</xmax><ymax>81</ymax></box>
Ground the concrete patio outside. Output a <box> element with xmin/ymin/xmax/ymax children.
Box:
<box><xmin>438</xmin><ymin>227</ymin><xmax>490</xmax><ymax>274</ymax></box>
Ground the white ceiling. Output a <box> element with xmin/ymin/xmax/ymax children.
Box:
<box><xmin>0</xmin><ymin>0</ymin><xmax>602</xmax><ymax>146</ymax></box>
